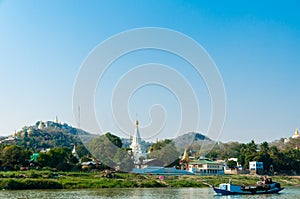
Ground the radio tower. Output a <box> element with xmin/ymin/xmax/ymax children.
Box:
<box><xmin>78</xmin><ymin>106</ymin><xmax>81</xmax><ymax>128</ymax></box>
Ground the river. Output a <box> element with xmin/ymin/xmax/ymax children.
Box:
<box><xmin>0</xmin><ymin>187</ymin><xmax>299</xmax><ymax>199</ymax></box>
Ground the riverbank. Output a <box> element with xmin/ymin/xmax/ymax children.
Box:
<box><xmin>0</xmin><ymin>171</ymin><xmax>299</xmax><ymax>190</ymax></box>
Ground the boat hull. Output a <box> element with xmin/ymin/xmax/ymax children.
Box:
<box><xmin>213</xmin><ymin>187</ymin><xmax>284</xmax><ymax>195</ymax></box>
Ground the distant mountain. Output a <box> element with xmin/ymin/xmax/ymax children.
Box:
<box><xmin>0</xmin><ymin>121</ymin><xmax>96</xmax><ymax>151</ymax></box>
<box><xmin>172</xmin><ymin>132</ymin><xmax>215</xmax><ymax>152</ymax></box>
<box><xmin>0</xmin><ymin>121</ymin><xmax>218</xmax><ymax>156</ymax></box>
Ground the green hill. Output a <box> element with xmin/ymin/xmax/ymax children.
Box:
<box><xmin>0</xmin><ymin>121</ymin><xmax>94</xmax><ymax>152</ymax></box>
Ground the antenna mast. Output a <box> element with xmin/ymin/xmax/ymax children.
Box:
<box><xmin>78</xmin><ymin>106</ymin><xmax>80</xmax><ymax>128</ymax></box>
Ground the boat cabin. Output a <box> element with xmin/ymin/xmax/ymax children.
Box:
<box><xmin>214</xmin><ymin>178</ymin><xmax>283</xmax><ymax>195</ymax></box>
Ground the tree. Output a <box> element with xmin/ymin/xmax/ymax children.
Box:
<box><xmin>260</xmin><ymin>142</ymin><xmax>270</xmax><ymax>154</ymax></box>
<box><xmin>105</xmin><ymin>132</ymin><xmax>122</xmax><ymax>148</ymax></box>
<box><xmin>36</xmin><ymin>147</ymin><xmax>69</xmax><ymax>170</ymax></box>
<box><xmin>76</xmin><ymin>144</ymin><xmax>90</xmax><ymax>158</ymax></box>
<box><xmin>239</xmin><ymin>140</ymin><xmax>258</xmax><ymax>169</ymax></box>
<box><xmin>1</xmin><ymin>145</ymin><xmax>32</xmax><ymax>170</ymax></box>
<box><xmin>148</xmin><ymin>139</ymin><xmax>172</xmax><ymax>152</ymax></box>
<box><xmin>206</xmin><ymin>145</ymin><xmax>221</xmax><ymax>160</ymax></box>
<box><xmin>227</xmin><ymin>160</ymin><xmax>237</xmax><ymax>169</ymax></box>
<box><xmin>205</xmin><ymin>142</ymin><xmax>243</xmax><ymax>160</ymax></box>
<box><xmin>254</xmin><ymin>142</ymin><xmax>273</xmax><ymax>173</ymax></box>
<box><xmin>88</xmin><ymin>133</ymin><xmax>123</xmax><ymax>169</ymax></box>
<box><xmin>283</xmin><ymin>149</ymin><xmax>300</xmax><ymax>171</ymax></box>
<box><xmin>148</xmin><ymin>139</ymin><xmax>180</xmax><ymax>167</ymax></box>
<box><xmin>114</xmin><ymin>148</ymin><xmax>134</xmax><ymax>172</ymax></box>
<box><xmin>269</xmin><ymin>146</ymin><xmax>283</xmax><ymax>172</ymax></box>
<box><xmin>238</xmin><ymin>154</ymin><xmax>245</xmax><ymax>169</ymax></box>
<box><xmin>36</xmin><ymin>152</ymin><xmax>51</xmax><ymax>167</ymax></box>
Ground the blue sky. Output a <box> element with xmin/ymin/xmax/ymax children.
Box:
<box><xmin>0</xmin><ymin>0</ymin><xmax>299</xmax><ymax>142</ymax></box>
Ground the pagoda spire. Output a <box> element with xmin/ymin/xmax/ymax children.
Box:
<box><xmin>130</xmin><ymin>119</ymin><xmax>143</xmax><ymax>163</ymax></box>
<box><xmin>180</xmin><ymin>149</ymin><xmax>190</xmax><ymax>171</ymax></box>
<box><xmin>55</xmin><ymin>115</ymin><xmax>59</xmax><ymax>123</ymax></box>
<box><xmin>38</xmin><ymin>120</ymin><xmax>43</xmax><ymax>129</ymax></box>
<box><xmin>72</xmin><ymin>145</ymin><xmax>80</xmax><ymax>161</ymax></box>
<box><xmin>292</xmin><ymin>128</ymin><xmax>300</xmax><ymax>139</ymax></box>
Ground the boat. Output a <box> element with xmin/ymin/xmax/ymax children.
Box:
<box><xmin>213</xmin><ymin>178</ymin><xmax>284</xmax><ymax>195</ymax></box>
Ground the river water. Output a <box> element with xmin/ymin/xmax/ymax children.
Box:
<box><xmin>0</xmin><ymin>187</ymin><xmax>299</xmax><ymax>199</ymax></box>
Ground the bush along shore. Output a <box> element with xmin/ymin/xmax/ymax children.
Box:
<box><xmin>0</xmin><ymin>171</ymin><xmax>300</xmax><ymax>190</ymax></box>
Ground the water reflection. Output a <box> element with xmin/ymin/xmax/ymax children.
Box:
<box><xmin>0</xmin><ymin>187</ymin><xmax>297</xmax><ymax>199</ymax></box>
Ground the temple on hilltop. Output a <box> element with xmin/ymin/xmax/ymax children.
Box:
<box><xmin>130</xmin><ymin>119</ymin><xmax>144</xmax><ymax>164</ymax></box>
<box><xmin>38</xmin><ymin>120</ymin><xmax>44</xmax><ymax>129</ymax></box>
<box><xmin>292</xmin><ymin>128</ymin><xmax>300</xmax><ymax>139</ymax></box>
<box><xmin>55</xmin><ymin>115</ymin><xmax>59</xmax><ymax>124</ymax></box>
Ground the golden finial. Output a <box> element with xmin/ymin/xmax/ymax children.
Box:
<box><xmin>180</xmin><ymin>148</ymin><xmax>190</xmax><ymax>163</ymax></box>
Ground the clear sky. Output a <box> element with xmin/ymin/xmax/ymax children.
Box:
<box><xmin>0</xmin><ymin>0</ymin><xmax>299</xmax><ymax>143</ymax></box>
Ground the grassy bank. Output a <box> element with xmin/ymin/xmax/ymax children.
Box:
<box><xmin>0</xmin><ymin>171</ymin><xmax>299</xmax><ymax>190</ymax></box>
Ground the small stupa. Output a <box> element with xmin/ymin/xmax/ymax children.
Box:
<box><xmin>72</xmin><ymin>145</ymin><xmax>80</xmax><ymax>161</ymax></box>
<box><xmin>55</xmin><ymin>116</ymin><xmax>59</xmax><ymax>124</ymax></box>
<box><xmin>38</xmin><ymin>120</ymin><xmax>43</xmax><ymax>129</ymax></box>
<box><xmin>292</xmin><ymin>128</ymin><xmax>300</xmax><ymax>139</ymax></box>
<box><xmin>12</xmin><ymin>130</ymin><xmax>17</xmax><ymax>137</ymax></box>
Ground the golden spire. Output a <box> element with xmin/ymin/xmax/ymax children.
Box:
<box><xmin>181</xmin><ymin>149</ymin><xmax>190</xmax><ymax>163</ymax></box>
<box><xmin>136</xmin><ymin>119</ymin><xmax>139</xmax><ymax>127</ymax></box>
<box><xmin>292</xmin><ymin>128</ymin><xmax>300</xmax><ymax>139</ymax></box>
<box><xmin>13</xmin><ymin>130</ymin><xmax>17</xmax><ymax>137</ymax></box>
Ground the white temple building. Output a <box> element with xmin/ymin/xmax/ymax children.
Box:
<box><xmin>130</xmin><ymin>120</ymin><xmax>144</xmax><ymax>164</ymax></box>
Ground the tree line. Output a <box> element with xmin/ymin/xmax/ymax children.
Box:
<box><xmin>2</xmin><ymin>131</ymin><xmax>299</xmax><ymax>174</ymax></box>
<box><xmin>206</xmin><ymin>140</ymin><xmax>300</xmax><ymax>174</ymax></box>
<box><xmin>0</xmin><ymin>132</ymin><xmax>180</xmax><ymax>172</ymax></box>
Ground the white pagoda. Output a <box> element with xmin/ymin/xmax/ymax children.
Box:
<box><xmin>130</xmin><ymin>120</ymin><xmax>144</xmax><ymax>163</ymax></box>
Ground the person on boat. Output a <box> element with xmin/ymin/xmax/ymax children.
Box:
<box><xmin>264</xmin><ymin>176</ymin><xmax>267</xmax><ymax>184</ymax></box>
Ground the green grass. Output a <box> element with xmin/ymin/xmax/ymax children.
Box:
<box><xmin>0</xmin><ymin>171</ymin><xmax>299</xmax><ymax>190</ymax></box>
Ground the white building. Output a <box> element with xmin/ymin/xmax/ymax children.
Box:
<box><xmin>188</xmin><ymin>158</ymin><xmax>224</xmax><ymax>174</ymax></box>
<box><xmin>130</xmin><ymin>120</ymin><xmax>144</xmax><ymax>164</ymax></box>
<box><xmin>249</xmin><ymin>161</ymin><xmax>264</xmax><ymax>174</ymax></box>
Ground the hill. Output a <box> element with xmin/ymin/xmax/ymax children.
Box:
<box><xmin>270</xmin><ymin>137</ymin><xmax>300</xmax><ymax>151</ymax></box>
<box><xmin>0</xmin><ymin>121</ymin><xmax>216</xmax><ymax>156</ymax></box>
<box><xmin>172</xmin><ymin>132</ymin><xmax>215</xmax><ymax>153</ymax></box>
<box><xmin>0</xmin><ymin>121</ymin><xmax>94</xmax><ymax>152</ymax></box>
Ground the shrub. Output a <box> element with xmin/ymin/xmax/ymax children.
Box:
<box><xmin>29</xmin><ymin>171</ymin><xmax>41</xmax><ymax>178</ymax></box>
<box><xmin>0</xmin><ymin>179</ymin><xmax>62</xmax><ymax>190</ymax></box>
<box><xmin>139</xmin><ymin>180</ymin><xmax>166</xmax><ymax>188</ymax></box>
